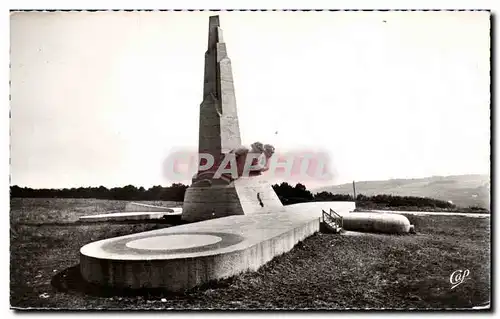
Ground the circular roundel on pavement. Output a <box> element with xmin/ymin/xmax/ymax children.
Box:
<box><xmin>100</xmin><ymin>232</ymin><xmax>245</xmax><ymax>255</ymax></box>
<box><xmin>125</xmin><ymin>234</ymin><xmax>222</xmax><ymax>250</ymax></box>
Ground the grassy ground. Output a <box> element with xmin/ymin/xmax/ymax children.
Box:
<box><xmin>355</xmin><ymin>204</ymin><xmax>490</xmax><ymax>214</ymax></box>
<box><xmin>10</xmin><ymin>198</ymin><xmax>182</xmax><ymax>224</ymax></box>
<box><xmin>10</xmin><ymin>198</ymin><xmax>490</xmax><ymax>310</ymax></box>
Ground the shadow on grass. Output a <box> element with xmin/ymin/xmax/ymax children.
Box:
<box><xmin>51</xmin><ymin>264</ymin><xmax>234</xmax><ymax>299</ymax></box>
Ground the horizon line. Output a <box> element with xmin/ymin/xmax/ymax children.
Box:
<box><xmin>9</xmin><ymin>172</ymin><xmax>490</xmax><ymax>190</ymax></box>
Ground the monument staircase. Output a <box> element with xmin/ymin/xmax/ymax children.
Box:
<box><xmin>320</xmin><ymin>208</ymin><xmax>344</xmax><ymax>234</ymax></box>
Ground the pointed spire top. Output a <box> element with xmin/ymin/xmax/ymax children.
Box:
<box><xmin>209</xmin><ymin>15</ymin><xmax>220</xmax><ymax>27</ymax></box>
<box><xmin>207</xmin><ymin>15</ymin><xmax>223</xmax><ymax>49</ymax></box>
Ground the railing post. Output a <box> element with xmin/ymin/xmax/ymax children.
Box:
<box><xmin>329</xmin><ymin>208</ymin><xmax>343</xmax><ymax>230</ymax></box>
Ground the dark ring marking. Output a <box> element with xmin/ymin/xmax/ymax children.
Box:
<box><xmin>100</xmin><ymin>232</ymin><xmax>245</xmax><ymax>255</ymax></box>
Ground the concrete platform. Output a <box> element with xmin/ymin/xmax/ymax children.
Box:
<box><xmin>79</xmin><ymin>210</ymin><xmax>182</xmax><ymax>222</ymax></box>
<box><xmin>79</xmin><ymin>201</ymin><xmax>415</xmax><ymax>291</ymax></box>
<box><xmin>80</xmin><ymin>207</ymin><xmax>320</xmax><ymax>291</ymax></box>
<box><xmin>284</xmin><ymin>201</ymin><xmax>355</xmax><ymax>215</ymax></box>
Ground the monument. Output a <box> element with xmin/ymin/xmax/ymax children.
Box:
<box><xmin>78</xmin><ymin>16</ymin><xmax>412</xmax><ymax>292</ymax></box>
<box><xmin>182</xmin><ymin>15</ymin><xmax>284</xmax><ymax>222</ymax></box>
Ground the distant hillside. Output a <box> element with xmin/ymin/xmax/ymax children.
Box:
<box><xmin>314</xmin><ymin>174</ymin><xmax>490</xmax><ymax>209</ymax></box>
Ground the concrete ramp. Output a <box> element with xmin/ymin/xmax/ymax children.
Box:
<box><xmin>79</xmin><ymin>204</ymin><xmax>182</xmax><ymax>222</ymax></box>
<box><xmin>79</xmin><ymin>211</ymin><xmax>174</xmax><ymax>222</ymax></box>
<box><xmin>124</xmin><ymin>202</ymin><xmax>175</xmax><ymax>213</ymax></box>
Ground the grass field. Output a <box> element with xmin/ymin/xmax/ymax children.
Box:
<box><xmin>10</xmin><ymin>198</ymin><xmax>490</xmax><ymax>310</ymax></box>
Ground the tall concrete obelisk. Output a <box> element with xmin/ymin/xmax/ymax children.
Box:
<box><xmin>198</xmin><ymin>15</ymin><xmax>241</xmax><ymax>160</ymax></box>
<box><xmin>182</xmin><ymin>16</ymin><xmax>284</xmax><ymax>222</ymax></box>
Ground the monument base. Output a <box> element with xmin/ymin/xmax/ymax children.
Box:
<box><xmin>80</xmin><ymin>208</ymin><xmax>319</xmax><ymax>291</ymax></box>
<box><xmin>181</xmin><ymin>175</ymin><xmax>284</xmax><ymax>222</ymax></box>
<box><xmin>79</xmin><ymin>201</ymin><xmax>418</xmax><ymax>292</ymax></box>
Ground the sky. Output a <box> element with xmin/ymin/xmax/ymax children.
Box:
<box><xmin>10</xmin><ymin>10</ymin><xmax>490</xmax><ymax>189</ymax></box>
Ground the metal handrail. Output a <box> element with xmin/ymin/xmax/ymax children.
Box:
<box><xmin>322</xmin><ymin>209</ymin><xmax>343</xmax><ymax>230</ymax></box>
<box><xmin>329</xmin><ymin>208</ymin><xmax>343</xmax><ymax>229</ymax></box>
<box><xmin>321</xmin><ymin>209</ymin><xmax>328</xmax><ymax>222</ymax></box>
<box><xmin>322</xmin><ymin>209</ymin><xmax>334</xmax><ymax>223</ymax></box>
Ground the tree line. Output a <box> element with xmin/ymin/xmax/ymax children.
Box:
<box><xmin>271</xmin><ymin>182</ymin><xmax>455</xmax><ymax>209</ymax></box>
<box><xmin>10</xmin><ymin>184</ymin><xmax>188</xmax><ymax>202</ymax></box>
<box><xmin>11</xmin><ymin>182</ymin><xmax>457</xmax><ymax>210</ymax></box>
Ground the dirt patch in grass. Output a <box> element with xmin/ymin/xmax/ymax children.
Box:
<box><xmin>10</xmin><ymin>198</ymin><xmax>490</xmax><ymax>310</ymax></box>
